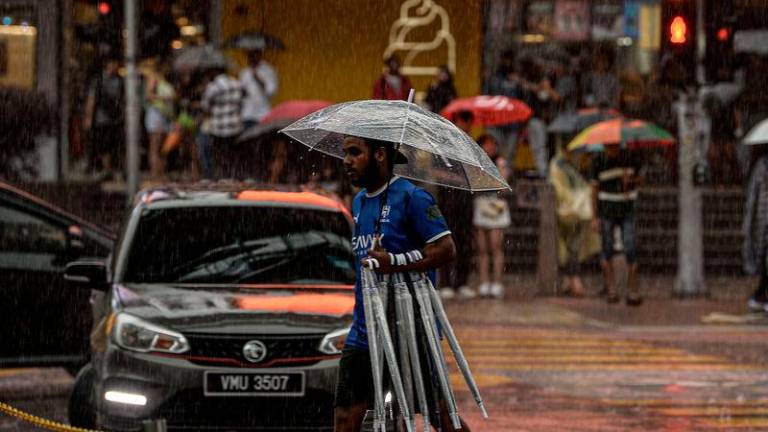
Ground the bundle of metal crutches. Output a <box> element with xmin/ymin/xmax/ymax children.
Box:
<box><xmin>361</xmin><ymin>266</ymin><xmax>488</xmax><ymax>432</ymax></box>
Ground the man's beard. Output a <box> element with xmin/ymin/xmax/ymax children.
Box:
<box><xmin>351</xmin><ymin>160</ymin><xmax>383</xmax><ymax>189</ymax></box>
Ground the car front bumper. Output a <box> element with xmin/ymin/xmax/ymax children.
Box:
<box><xmin>94</xmin><ymin>347</ymin><xmax>339</xmax><ymax>431</ymax></box>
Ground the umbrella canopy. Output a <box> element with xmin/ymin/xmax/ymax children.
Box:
<box><xmin>226</xmin><ymin>31</ymin><xmax>286</xmax><ymax>51</ymax></box>
<box><xmin>548</xmin><ymin>108</ymin><xmax>622</xmax><ymax>134</ymax></box>
<box><xmin>281</xmin><ymin>99</ymin><xmax>510</xmax><ymax>191</ymax></box>
<box><xmin>743</xmin><ymin>118</ymin><xmax>768</xmax><ymax>145</ymax></box>
<box><xmin>262</xmin><ymin>100</ymin><xmax>332</xmax><ymax>124</ymax></box>
<box><xmin>440</xmin><ymin>96</ymin><xmax>532</xmax><ymax>127</ymax></box>
<box><xmin>173</xmin><ymin>45</ymin><xmax>234</xmax><ymax>71</ymax></box>
<box><xmin>238</xmin><ymin>100</ymin><xmax>333</xmax><ymax>143</ymax></box>
<box><xmin>567</xmin><ymin>118</ymin><xmax>675</xmax><ymax>152</ymax></box>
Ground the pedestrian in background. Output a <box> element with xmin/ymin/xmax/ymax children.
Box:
<box><xmin>439</xmin><ymin>110</ymin><xmax>477</xmax><ymax>300</ymax></box>
<box><xmin>550</xmin><ymin>148</ymin><xmax>598</xmax><ymax>297</ymax></box>
<box><xmin>590</xmin><ymin>145</ymin><xmax>644</xmax><ymax>306</ymax></box>
<box><xmin>473</xmin><ymin>134</ymin><xmax>510</xmax><ymax>299</ymax></box>
<box><xmin>372</xmin><ymin>55</ymin><xmax>412</xmax><ymax>101</ymax></box>
<box><xmin>83</xmin><ymin>55</ymin><xmax>124</xmax><ymax>180</ymax></box>
<box><xmin>518</xmin><ymin>56</ymin><xmax>559</xmax><ymax>178</ymax></box>
<box><xmin>424</xmin><ymin>65</ymin><xmax>456</xmax><ymax>113</ymax></box>
<box><xmin>582</xmin><ymin>52</ymin><xmax>620</xmax><ymax>110</ymax></box>
<box><xmin>144</xmin><ymin>59</ymin><xmax>176</xmax><ymax>180</ymax></box>
<box><xmin>239</xmin><ymin>48</ymin><xmax>278</xmax><ymax>130</ymax></box>
<box><xmin>486</xmin><ymin>50</ymin><xmax>523</xmax><ymax>167</ymax></box>
<box><xmin>201</xmin><ymin>66</ymin><xmax>244</xmax><ymax>179</ymax></box>
<box><xmin>742</xmin><ymin>145</ymin><xmax>768</xmax><ymax>312</ymax></box>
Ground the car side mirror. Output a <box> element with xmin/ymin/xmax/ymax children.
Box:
<box><xmin>67</xmin><ymin>225</ymin><xmax>85</xmax><ymax>252</ymax></box>
<box><xmin>65</xmin><ymin>259</ymin><xmax>108</xmax><ymax>291</ymax></box>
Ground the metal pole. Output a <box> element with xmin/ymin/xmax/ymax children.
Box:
<box><xmin>124</xmin><ymin>0</ymin><xmax>140</xmax><ymax>202</ymax></box>
<box><xmin>674</xmin><ymin>0</ymin><xmax>707</xmax><ymax>297</ymax></box>
<box><xmin>537</xmin><ymin>181</ymin><xmax>558</xmax><ymax>295</ymax></box>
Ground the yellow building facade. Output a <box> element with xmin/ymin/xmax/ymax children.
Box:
<box><xmin>221</xmin><ymin>0</ymin><xmax>484</xmax><ymax>104</ymax></box>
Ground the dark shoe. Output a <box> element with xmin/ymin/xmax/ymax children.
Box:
<box><xmin>606</xmin><ymin>291</ymin><xmax>620</xmax><ymax>304</ymax></box>
<box><xmin>626</xmin><ymin>292</ymin><xmax>644</xmax><ymax>307</ymax></box>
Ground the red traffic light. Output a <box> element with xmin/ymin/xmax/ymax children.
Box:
<box><xmin>716</xmin><ymin>27</ymin><xmax>731</xmax><ymax>42</ymax></box>
<box><xmin>670</xmin><ymin>16</ymin><xmax>688</xmax><ymax>44</ymax></box>
<box><xmin>98</xmin><ymin>1</ymin><xmax>111</xmax><ymax>15</ymax></box>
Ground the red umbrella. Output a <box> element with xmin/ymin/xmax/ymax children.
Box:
<box><xmin>261</xmin><ymin>100</ymin><xmax>333</xmax><ymax>124</ymax></box>
<box><xmin>440</xmin><ymin>96</ymin><xmax>532</xmax><ymax>126</ymax></box>
<box><xmin>239</xmin><ymin>100</ymin><xmax>333</xmax><ymax>143</ymax></box>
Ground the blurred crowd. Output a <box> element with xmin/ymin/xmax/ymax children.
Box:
<box><xmin>77</xmin><ymin>40</ymin><xmax>768</xmax><ymax>308</ymax></box>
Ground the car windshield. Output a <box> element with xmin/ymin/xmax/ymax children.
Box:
<box><xmin>122</xmin><ymin>205</ymin><xmax>355</xmax><ymax>285</ymax></box>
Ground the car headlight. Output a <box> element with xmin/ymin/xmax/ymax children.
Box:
<box><xmin>112</xmin><ymin>313</ymin><xmax>190</xmax><ymax>354</ymax></box>
<box><xmin>318</xmin><ymin>327</ymin><xmax>349</xmax><ymax>355</ymax></box>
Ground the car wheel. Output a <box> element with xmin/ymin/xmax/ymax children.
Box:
<box><xmin>68</xmin><ymin>363</ymin><xmax>96</xmax><ymax>429</ymax></box>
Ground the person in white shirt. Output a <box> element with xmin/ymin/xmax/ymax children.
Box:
<box><xmin>239</xmin><ymin>49</ymin><xmax>278</xmax><ymax>129</ymax></box>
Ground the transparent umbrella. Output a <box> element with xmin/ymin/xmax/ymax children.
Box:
<box><xmin>743</xmin><ymin>118</ymin><xmax>768</xmax><ymax>145</ymax></box>
<box><xmin>280</xmin><ymin>99</ymin><xmax>510</xmax><ymax>192</ymax></box>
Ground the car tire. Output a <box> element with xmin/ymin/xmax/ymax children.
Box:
<box><xmin>68</xmin><ymin>363</ymin><xmax>97</xmax><ymax>429</ymax></box>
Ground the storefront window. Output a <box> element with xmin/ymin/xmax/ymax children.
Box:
<box><xmin>0</xmin><ymin>5</ymin><xmax>36</xmax><ymax>89</ymax></box>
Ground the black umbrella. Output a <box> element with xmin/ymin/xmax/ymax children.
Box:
<box><xmin>226</xmin><ymin>31</ymin><xmax>285</xmax><ymax>51</ymax></box>
<box><xmin>173</xmin><ymin>45</ymin><xmax>235</xmax><ymax>71</ymax></box>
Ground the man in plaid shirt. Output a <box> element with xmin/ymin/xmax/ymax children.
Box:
<box><xmin>201</xmin><ymin>67</ymin><xmax>244</xmax><ymax>177</ymax></box>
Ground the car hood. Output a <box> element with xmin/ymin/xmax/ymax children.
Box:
<box><xmin>114</xmin><ymin>283</ymin><xmax>355</xmax><ymax>335</ymax></box>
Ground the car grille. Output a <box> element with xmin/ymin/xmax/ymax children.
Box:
<box><xmin>182</xmin><ymin>333</ymin><xmax>330</xmax><ymax>368</ymax></box>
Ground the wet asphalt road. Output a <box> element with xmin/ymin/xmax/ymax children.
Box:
<box><xmin>2</xmin><ymin>292</ymin><xmax>768</xmax><ymax>432</ymax></box>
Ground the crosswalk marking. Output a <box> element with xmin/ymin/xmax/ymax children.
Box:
<box><xmin>447</xmin><ymin>325</ymin><xmax>768</xmax><ymax>430</ymax></box>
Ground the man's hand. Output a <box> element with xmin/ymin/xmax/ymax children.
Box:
<box><xmin>363</xmin><ymin>246</ymin><xmax>396</xmax><ymax>274</ymax></box>
<box><xmin>362</xmin><ymin>236</ymin><xmax>394</xmax><ymax>273</ymax></box>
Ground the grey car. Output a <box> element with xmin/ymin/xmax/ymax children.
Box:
<box><xmin>67</xmin><ymin>185</ymin><xmax>356</xmax><ymax>431</ymax></box>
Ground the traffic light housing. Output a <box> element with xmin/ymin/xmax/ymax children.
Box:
<box><xmin>705</xmin><ymin>1</ymin><xmax>736</xmax><ymax>81</ymax></box>
<box><xmin>661</xmin><ymin>0</ymin><xmax>696</xmax><ymax>86</ymax></box>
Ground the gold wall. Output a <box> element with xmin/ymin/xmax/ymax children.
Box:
<box><xmin>221</xmin><ymin>0</ymin><xmax>484</xmax><ymax>104</ymax></box>
<box><xmin>0</xmin><ymin>26</ymin><xmax>37</xmax><ymax>89</ymax></box>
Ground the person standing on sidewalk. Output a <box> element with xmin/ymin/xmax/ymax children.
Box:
<box><xmin>201</xmin><ymin>67</ymin><xmax>244</xmax><ymax>178</ymax></box>
<box><xmin>473</xmin><ymin>134</ymin><xmax>511</xmax><ymax>299</ymax></box>
<box><xmin>372</xmin><ymin>55</ymin><xmax>412</xmax><ymax>101</ymax></box>
<box><xmin>239</xmin><ymin>48</ymin><xmax>278</xmax><ymax>130</ymax></box>
<box><xmin>144</xmin><ymin>59</ymin><xmax>176</xmax><ymax>180</ymax></box>
<box><xmin>83</xmin><ymin>56</ymin><xmax>124</xmax><ymax>180</ymax></box>
<box><xmin>550</xmin><ymin>148</ymin><xmax>598</xmax><ymax>297</ymax></box>
<box><xmin>742</xmin><ymin>145</ymin><xmax>768</xmax><ymax>312</ymax></box>
<box><xmin>439</xmin><ymin>110</ymin><xmax>477</xmax><ymax>300</ymax></box>
<box><xmin>590</xmin><ymin>144</ymin><xmax>644</xmax><ymax>306</ymax></box>
<box><xmin>424</xmin><ymin>65</ymin><xmax>456</xmax><ymax>114</ymax></box>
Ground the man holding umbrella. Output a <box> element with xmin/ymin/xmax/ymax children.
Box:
<box><xmin>281</xmin><ymin>95</ymin><xmax>506</xmax><ymax>431</ymax></box>
<box><xmin>590</xmin><ymin>143</ymin><xmax>644</xmax><ymax>306</ymax></box>
<box><xmin>334</xmin><ymin>135</ymin><xmax>471</xmax><ymax>431</ymax></box>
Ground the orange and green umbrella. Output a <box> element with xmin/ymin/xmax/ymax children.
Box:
<box><xmin>566</xmin><ymin>118</ymin><xmax>675</xmax><ymax>152</ymax></box>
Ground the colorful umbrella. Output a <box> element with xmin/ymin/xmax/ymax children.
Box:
<box><xmin>566</xmin><ymin>118</ymin><xmax>675</xmax><ymax>152</ymax></box>
<box><xmin>440</xmin><ymin>95</ymin><xmax>532</xmax><ymax>127</ymax></box>
<box><xmin>238</xmin><ymin>100</ymin><xmax>332</xmax><ymax>143</ymax></box>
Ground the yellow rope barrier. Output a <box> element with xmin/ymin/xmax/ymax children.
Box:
<box><xmin>0</xmin><ymin>401</ymin><xmax>102</xmax><ymax>432</ymax></box>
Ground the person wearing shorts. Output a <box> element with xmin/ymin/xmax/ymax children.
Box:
<box><xmin>590</xmin><ymin>144</ymin><xmax>644</xmax><ymax>306</ymax></box>
<box><xmin>335</xmin><ymin>136</ymin><xmax>471</xmax><ymax>432</ymax></box>
<box><xmin>472</xmin><ymin>135</ymin><xmax>511</xmax><ymax>299</ymax></box>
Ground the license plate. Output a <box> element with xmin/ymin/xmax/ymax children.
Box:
<box><xmin>204</xmin><ymin>371</ymin><xmax>305</xmax><ymax>397</ymax></box>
